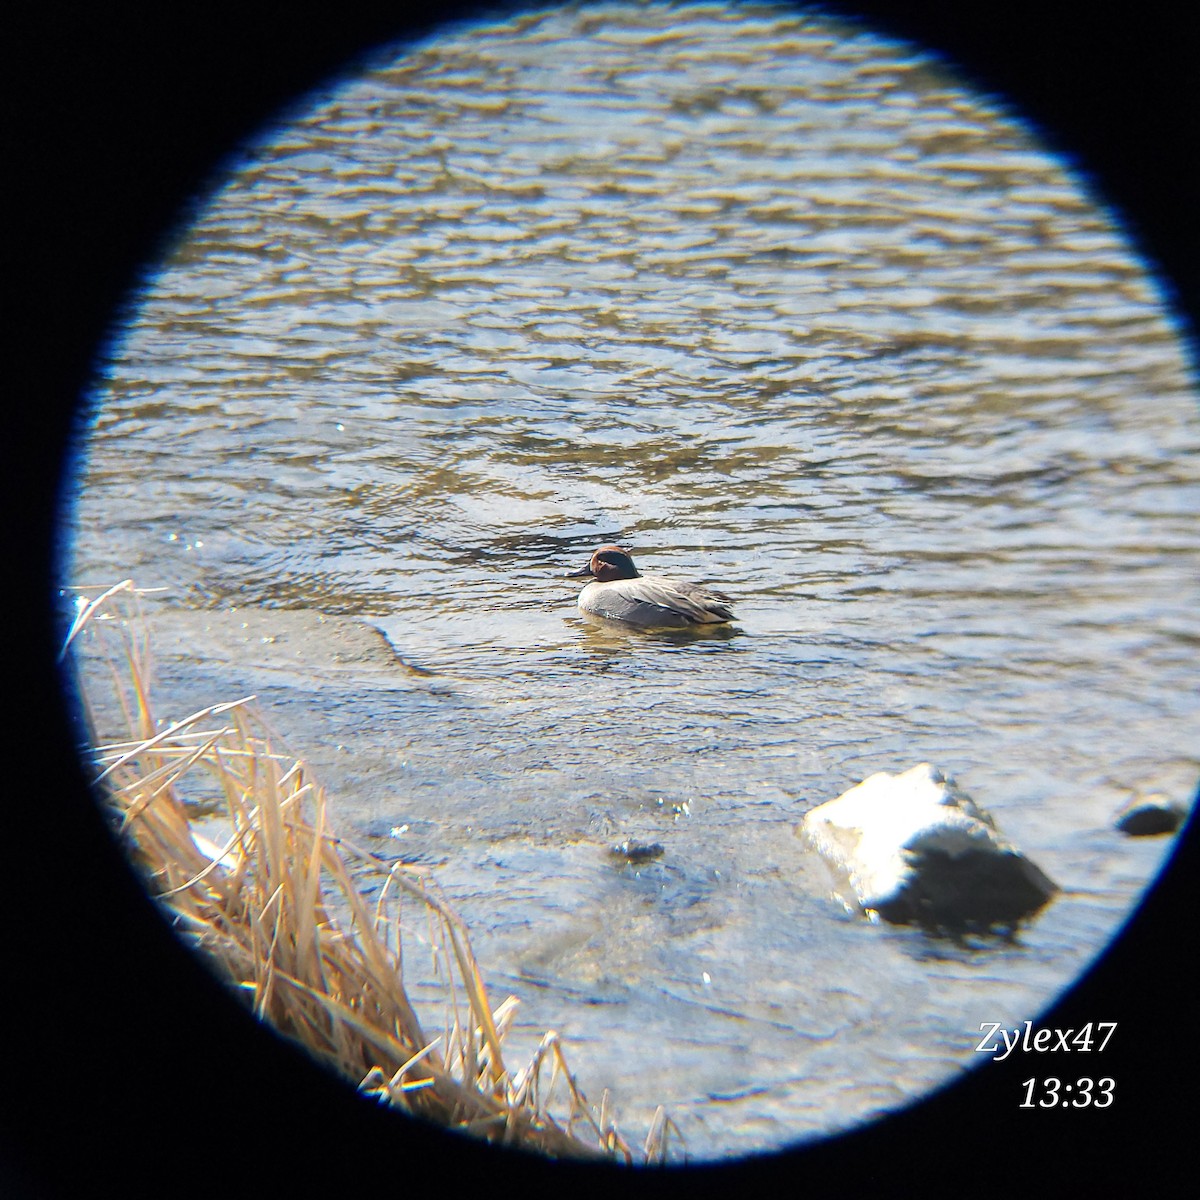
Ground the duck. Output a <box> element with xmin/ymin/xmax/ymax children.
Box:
<box><xmin>567</xmin><ymin>545</ymin><xmax>736</xmax><ymax>629</ymax></box>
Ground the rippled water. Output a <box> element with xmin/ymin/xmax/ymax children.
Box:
<box><xmin>66</xmin><ymin>1</ymin><xmax>1198</xmax><ymax>1162</ymax></box>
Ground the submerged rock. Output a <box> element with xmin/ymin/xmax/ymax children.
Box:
<box><xmin>800</xmin><ymin>763</ymin><xmax>1057</xmax><ymax>933</ymax></box>
<box><xmin>609</xmin><ymin>839</ymin><xmax>665</xmax><ymax>864</ymax></box>
<box><xmin>1113</xmin><ymin>792</ymin><xmax>1188</xmax><ymax>837</ymax></box>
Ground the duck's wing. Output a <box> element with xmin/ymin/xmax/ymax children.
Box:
<box><xmin>586</xmin><ymin>586</ymin><xmax>691</xmax><ymax>627</ymax></box>
<box><xmin>612</xmin><ymin>575</ymin><xmax>736</xmax><ymax>625</ymax></box>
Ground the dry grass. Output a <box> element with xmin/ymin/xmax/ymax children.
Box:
<box><xmin>65</xmin><ymin>581</ymin><xmax>681</xmax><ymax>1163</ymax></box>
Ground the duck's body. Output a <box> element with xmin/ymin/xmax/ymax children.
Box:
<box><xmin>568</xmin><ymin>545</ymin><xmax>736</xmax><ymax>629</ymax></box>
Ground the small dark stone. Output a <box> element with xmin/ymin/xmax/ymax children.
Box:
<box><xmin>1114</xmin><ymin>794</ymin><xmax>1188</xmax><ymax>837</ymax></box>
<box><xmin>610</xmin><ymin>840</ymin><xmax>665</xmax><ymax>863</ymax></box>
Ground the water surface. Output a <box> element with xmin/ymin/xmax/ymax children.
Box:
<box><xmin>67</xmin><ymin>1</ymin><xmax>1199</xmax><ymax>1161</ymax></box>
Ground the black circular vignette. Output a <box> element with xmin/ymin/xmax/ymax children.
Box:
<box><xmin>5</xmin><ymin>3</ymin><xmax>1196</xmax><ymax>1196</ymax></box>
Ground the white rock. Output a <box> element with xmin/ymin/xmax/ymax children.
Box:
<box><xmin>800</xmin><ymin>763</ymin><xmax>1057</xmax><ymax>932</ymax></box>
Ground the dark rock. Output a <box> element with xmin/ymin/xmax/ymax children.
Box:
<box><xmin>610</xmin><ymin>840</ymin><xmax>665</xmax><ymax>864</ymax></box>
<box><xmin>1114</xmin><ymin>793</ymin><xmax>1188</xmax><ymax>837</ymax></box>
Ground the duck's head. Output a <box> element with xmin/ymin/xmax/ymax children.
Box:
<box><xmin>567</xmin><ymin>544</ymin><xmax>640</xmax><ymax>582</ymax></box>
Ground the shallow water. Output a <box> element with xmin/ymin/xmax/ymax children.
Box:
<box><xmin>66</xmin><ymin>1</ymin><xmax>1198</xmax><ymax>1161</ymax></box>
